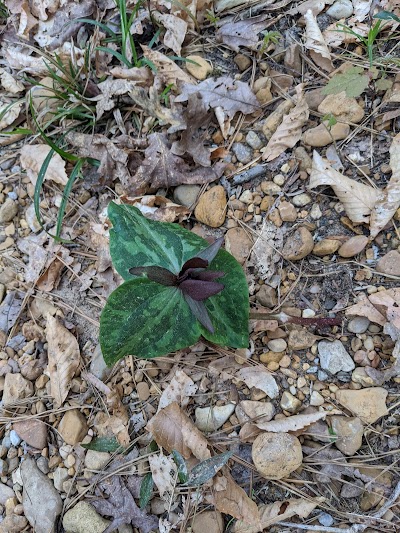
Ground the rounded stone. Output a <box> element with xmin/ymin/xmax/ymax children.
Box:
<box><xmin>185</xmin><ymin>55</ymin><xmax>212</xmax><ymax>80</ymax></box>
<box><xmin>173</xmin><ymin>184</ymin><xmax>201</xmax><ymax>207</ymax></box>
<box><xmin>327</xmin><ymin>0</ymin><xmax>354</xmax><ymax>20</ymax></box>
<box><xmin>63</xmin><ymin>501</ymin><xmax>110</xmax><ymax>533</ymax></box>
<box><xmin>252</xmin><ymin>432</ymin><xmax>303</xmax><ymax>479</ymax></box>
<box><xmin>313</xmin><ymin>239</ymin><xmax>340</xmax><ymax>256</ymax></box>
<box><xmin>225</xmin><ymin>227</ymin><xmax>253</xmax><ymax>265</ymax></box>
<box><xmin>194</xmin><ymin>186</ymin><xmax>226</xmax><ymax>227</ymax></box>
<box><xmin>348</xmin><ymin>316</ymin><xmax>370</xmax><ymax>334</ymax></box>
<box><xmin>136</xmin><ymin>381</ymin><xmax>150</xmax><ymax>401</ymax></box>
<box><xmin>267</xmin><ymin>339</ymin><xmax>287</xmax><ymax>353</ymax></box>
<box><xmin>282</xmin><ymin>227</ymin><xmax>314</xmax><ymax>261</ymax></box>
<box><xmin>338</xmin><ymin>235</ymin><xmax>368</xmax><ymax>257</ymax></box>
<box><xmin>191</xmin><ymin>510</ymin><xmax>224</xmax><ymax>533</ymax></box>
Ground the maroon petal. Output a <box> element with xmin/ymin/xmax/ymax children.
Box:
<box><xmin>179</xmin><ymin>279</ymin><xmax>224</xmax><ymax>301</ymax></box>
<box><xmin>196</xmin><ymin>236</ymin><xmax>224</xmax><ymax>263</ymax></box>
<box><xmin>194</xmin><ymin>270</ymin><xmax>224</xmax><ymax>281</ymax></box>
<box><xmin>184</xmin><ymin>294</ymin><xmax>214</xmax><ymax>333</ymax></box>
<box><xmin>129</xmin><ymin>266</ymin><xmax>177</xmax><ymax>286</ymax></box>
<box><xmin>180</xmin><ymin>257</ymin><xmax>208</xmax><ymax>274</ymax></box>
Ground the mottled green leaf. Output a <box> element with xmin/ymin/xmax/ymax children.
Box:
<box><xmin>108</xmin><ymin>202</ymin><xmax>206</xmax><ymax>278</ymax></box>
<box><xmin>172</xmin><ymin>450</ymin><xmax>188</xmax><ymax>483</ymax></box>
<box><xmin>322</xmin><ymin>67</ymin><xmax>369</xmax><ymax>98</ymax></box>
<box><xmin>81</xmin><ymin>436</ymin><xmax>121</xmax><ymax>453</ymax></box>
<box><xmin>186</xmin><ymin>451</ymin><xmax>233</xmax><ymax>486</ymax></box>
<box><xmin>139</xmin><ymin>473</ymin><xmax>154</xmax><ymax>509</ymax></box>
<box><xmin>100</xmin><ymin>279</ymin><xmax>201</xmax><ymax>364</ymax></box>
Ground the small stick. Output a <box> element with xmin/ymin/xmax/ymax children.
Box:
<box><xmin>249</xmin><ymin>311</ymin><xmax>342</xmax><ymax>328</ymax></box>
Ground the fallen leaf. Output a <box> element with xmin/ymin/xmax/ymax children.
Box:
<box><xmin>3</xmin><ymin>46</ymin><xmax>48</xmax><ymax>75</ymax></box>
<box><xmin>147</xmin><ymin>401</ymin><xmax>211</xmax><ymax>460</ymax></box>
<box><xmin>171</xmin><ymin>94</ymin><xmax>213</xmax><ymax>166</ymax></box>
<box><xmin>250</xmin><ymin>219</ymin><xmax>284</xmax><ymax>281</ymax></box>
<box><xmin>0</xmin><ymin>70</ymin><xmax>24</xmax><ymax>94</ymax></box>
<box><xmin>370</xmin><ymin>132</ymin><xmax>400</xmax><ymax>238</ymax></box>
<box><xmin>95</xmin><ymin>79</ymin><xmax>139</xmax><ymax>119</ymax></box>
<box><xmin>262</xmin><ymin>84</ymin><xmax>309</xmax><ymax>161</ymax></box>
<box><xmin>149</xmin><ymin>452</ymin><xmax>177</xmax><ymax>501</ymax></box>
<box><xmin>237</xmin><ymin>366</ymin><xmax>279</xmax><ymax>399</ymax></box>
<box><xmin>233</xmin><ymin>497</ymin><xmax>321</xmax><ymax>532</ymax></box>
<box><xmin>46</xmin><ymin>315</ymin><xmax>80</xmax><ymax>408</ymax></box>
<box><xmin>47</xmin><ymin>0</ymin><xmax>95</xmax><ymax>50</ymax></box>
<box><xmin>130</xmin><ymin>132</ymin><xmax>225</xmax><ymax>196</ymax></box>
<box><xmin>369</xmin><ymin>288</ymin><xmax>400</xmax><ymax>329</ymax></box>
<box><xmin>121</xmin><ymin>195</ymin><xmax>190</xmax><ymax>223</ymax></box>
<box><xmin>323</xmin><ymin>19</ymin><xmax>369</xmax><ymax>48</ymax></box>
<box><xmin>352</xmin><ymin>0</ymin><xmax>371</xmax><ymax>21</ymax></box>
<box><xmin>322</xmin><ymin>66</ymin><xmax>369</xmax><ymax>98</ymax></box>
<box><xmin>158</xmin><ymin>370</ymin><xmax>198</xmax><ymax>411</ymax></box>
<box><xmin>92</xmin><ymin>475</ymin><xmax>158</xmax><ymax>533</ymax></box>
<box><xmin>109</xmin><ymin>66</ymin><xmax>153</xmax><ymax>85</ymax></box>
<box><xmin>17</xmin><ymin>1</ymin><xmax>38</xmax><ymax>39</ymax></box>
<box><xmin>0</xmin><ymin>291</ymin><xmax>24</xmax><ymax>334</ymax></box>
<box><xmin>142</xmin><ymin>46</ymin><xmax>194</xmax><ymax>86</ymax></box>
<box><xmin>216</xmin><ymin>13</ymin><xmax>270</xmax><ymax>52</ymax></box>
<box><xmin>212</xmin><ymin>471</ymin><xmax>260</xmax><ymax>525</ymax></box>
<box><xmin>176</xmin><ymin>76</ymin><xmax>260</xmax><ymax>118</ymax></box>
<box><xmin>309</xmin><ymin>151</ymin><xmax>379</xmax><ymax>224</ymax></box>
<box><xmin>154</xmin><ymin>13</ymin><xmax>187</xmax><ymax>56</ymax></box>
<box><xmin>0</xmin><ymin>101</ymin><xmax>22</xmax><ymax>131</ymax></box>
<box><xmin>345</xmin><ymin>297</ymin><xmax>386</xmax><ymax>325</ymax></box>
<box><xmin>129</xmin><ymin>85</ymin><xmax>185</xmax><ymax>128</ymax></box>
<box><xmin>17</xmin><ymin>232</ymin><xmax>49</xmax><ymax>282</ymax></box>
<box><xmin>29</xmin><ymin>0</ymin><xmax>59</xmax><ymax>20</ymax></box>
<box><xmin>255</xmin><ymin>411</ymin><xmax>327</xmax><ymax>433</ymax></box>
<box><xmin>20</xmin><ymin>144</ymin><xmax>68</xmax><ymax>186</ymax></box>
<box><xmin>304</xmin><ymin>9</ymin><xmax>333</xmax><ymax>72</ymax></box>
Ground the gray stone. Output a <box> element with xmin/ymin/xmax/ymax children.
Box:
<box><xmin>319</xmin><ymin>513</ymin><xmax>334</xmax><ymax>527</ymax></box>
<box><xmin>21</xmin><ymin>457</ymin><xmax>62</xmax><ymax>533</ymax></box>
<box><xmin>0</xmin><ymin>198</ymin><xmax>18</xmax><ymax>224</ymax></box>
<box><xmin>267</xmin><ymin>339</ymin><xmax>287</xmax><ymax>353</ymax></box>
<box><xmin>84</xmin><ymin>450</ymin><xmax>110</xmax><ymax>471</ymax></box>
<box><xmin>348</xmin><ymin>316</ymin><xmax>370</xmax><ymax>334</ymax></box>
<box><xmin>331</xmin><ymin>416</ymin><xmax>363</xmax><ymax>455</ymax></box>
<box><xmin>173</xmin><ymin>184</ymin><xmax>201</xmax><ymax>207</ymax></box>
<box><xmin>25</xmin><ymin>203</ymin><xmax>41</xmax><ymax>233</ymax></box>
<box><xmin>245</xmin><ymin>131</ymin><xmax>263</xmax><ymax>150</ymax></box>
<box><xmin>0</xmin><ymin>482</ymin><xmax>14</xmax><ymax>504</ymax></box>
<box><xmin>232</xmin><ymin>142</ymin><xmax>253</xmax><ymax>164</ymax></box>
<box><xmin>195</xmin><ymin>404</ymin><xmax>235</xmax><ymax>432</ymax></box>
<box><xmin>89</xmin><ymin>344</ymin><xmax>111</xmax><ymax>381</ymax></box>
<box><xmin>327</xmin><ymin>0</ymin><xmax>353</xmax><ymax>19</ymax></box>
<box><xmin>256</xmin><ymin>285</ymin><xmax>277</xmax><ymax>308</ymax></box>
<box><xmin>53</xmin><ymin>466</ymin><xmax>69</xmax><ymax>491</ymax></box>
<box><xmin>318</xmin><ymin>340</ymin><xmax>355</xmax><ymax>374</ymax></box>
<box><xmin>63</xmin><ymin>501</ymin><xmax>110</xmax><ymax>533</ymax></box>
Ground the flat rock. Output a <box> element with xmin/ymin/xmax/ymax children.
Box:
<box><xmin>238</xmin><ymin>400</ymin><xmax>275</xmax><ymax>424</ymax></box>
<box><xmin>288</xmin><ymin>328</ymin><xmax>317</xmax><ymax>350</ymax></box>
<box><xmin>327</xmin><ymin>0</ymin><xmax>353</xmax><ymax>19</ymax></box>
<box><xmin>338</xmin><ymin>235</ymin><xmax>368</xmax><ymax>258</ymax></box>
<box><xmin>313</xmin><ymin>239</ymin><xmax>340</xmax><ymax>256</ymax></box>
<box><xmin>58</xmin><ymin>409</ymin><xmax>88</xmax><ymax>445</ymax></box>
<box><xmin>252</xmin><ymin>432</ymin><xmax>303</xmax><ymax>479</ymax></box>
<box><xmin>310</xmin><ymin>391</ymin><xmax>325</xmax><ymax>406</ymax></box>
<box><xmin>21</xmin><ymin>457</ymin><xmax>62</xmax><ymax>533</ymax></box>
<box><xmin>185</xmin><ymin>55</ymin><xmax>212</xmax><ymax>80</ymax></box>
<box><xmin>173</xmin><ymin>184</ymin><xmax>201</xmax><ymax>207</ymax></box>
<box><xmin>280</xmin><ymin>391</ymin><xmax>301</xmax><ymax>413</ymax></box>
<box><xmin>194</xmin><ymin>186</ymin><xmax>226</xmax><ymax>228</ymax></box>
<box><xmin>13</xmin><ymin>419</ymin><xmax>47</xmax><ymax>449</ymax></box>
<box><xmin>195</xmin><ymin>404</ymin><xmax>235</xmax><ymax>432</ymax></box>
<box><xmin>0</xmin><ymin>198</ymin><xmax>18</xmax><ymax>224</ymax></box>
<box><xmin>256</xmin><ymin>285</ymin><xmax>277</xmax><ymax>308</ymax></box>
<box><xmin>63</xmin><ymin>501</ymin><xmax>110</xmax><ymax>533</ymax></box>
<box><xmin>84</xmin><ymin>450</ymin><xmax>110</xmax><ymax>471</ymax></box>
<box><xmin>225</xmin><ymin>227</ymin><xmax>253</xmax><ymax>265</ymax></box>
<box><xmin>282</xmin><ymin>227</ymin><xmax>314</xmax><ymax>261</ymax></box>
<box><xmin>3</xmin><ymin>373</ymin><xmax>34</xmax><ymax>405</ymax></box>
<box><xmin>318</xmin><ymin>340</ymin><xmax>355</xmax><ymax>374</ymax></box>
<box><xmin>191</xmin><ymin>510</ymin><xmax>224</xmax><ymax>533</ymax></box>
<box><xmin>278</xmin><ymin>201</ymin><xmax>297</xmax><ymax>222</ymax></box>
<box><xmin>376</xmin><ymin>250</ymin><xmax>400</xmax><ymax>276</ymax></box>
<box><xmin>348</xmin><ymin>316</ymin><xmax>370</xmax><ymax>334</ymax></box>
<box><xmin>267</xmin><ymin>339</ymin><xmax>287</xmax><ymax>352</ymax></box>
<box><xmin>246</xmin><ymin>131</ymin><xmax>263</xmax><ymax>150</ymax></box>
<box><xmin>232</xmin><ymin>142</ymin><xmax>253</xmax><ymax>164</ymax></box>
<box><xmin>302</xmin><ymin>122</ymin><xmax>350</xmax><ymax>147</ymax></box>
<box><xmin>335</xmin><ymin>387</ymin><xmax>388</xmax><ymax>424</ymax></box>
<box><xmin>0</xmin><ymin>482</ymin><xmax>15</xmax><ymax>504</ymax></box>
<box><xmin>331</xmin><ymin>416</ymin><xmax>363</xmax><ymax>455</ymax></box>
<box><xmin>318</xmin><ymin>92</ymin><xmax>365</xmax><ymax>124</ymax></box>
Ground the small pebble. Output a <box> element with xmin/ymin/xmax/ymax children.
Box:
<box><xmin>319</xmin><ymin>513</ymin><xmax>334</xmax><ymax>527</ymax></box>
<box><xmin>267</xmin><ymin>339</ymin><xmax>287</xmax><ymax>352</ymax></box>
<box><xmin>9</xmin><ymin>431</ymin><xmax>21</xmax><ymax>447</ymax></box>
<box><xmin>348</xmin><ymin>317</ymin><xmax>370</xmax><ymax>334</ymax></box>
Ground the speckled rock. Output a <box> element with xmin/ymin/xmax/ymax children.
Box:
<box><xmin>376</xmin><ymin>250</ymin><xmax>400</xmax><ymax>276</ymax></box>
<box><xmin>194</xmin><ymin>186</ymin><xmax>226</xmax><ymax>228</ymax></box>
<box><xmin>331</xmin><ymin>416</ymin><xmax>363</xmax><ymax>455</ymax></box>
<box><xmin>13</xmin><ymin>419</ymin><xmax>47</xmax><ymax>449</ymax></box>
<box><xmin>338</xmin><ymin>235</ymin><xmax>368</xmax><ymax>257</ymax></box>
<box><xmin>318</xmin><ymin>340</ymin><xmax>355</xmax><ymax>374</ymax></box>
<box><xmin>0</xmin><ymin>198</ymin><xmax>18</xmax><ymax>224</ymax></box>
<box><xmin>348</xmin><ymin>316</ymin><xmax>370</xmax><ymax>334</ymax></box>
<box><xmin>191</xmin><ymin>510</ymin><xmax>224</xmax><ymax>533</ymax></box>
<box><xmin>335</xmin><ymin>388</ymin><xmax>388</xmax><ymax>424</ymax></box>
<box><xmin>3</xmin><ymin>373</ymin><xmax>34</xmax><ymax>405</ymax></box>
<box><xmin>252</xmin><ymin>432</ymin><xmax>303</xmax><ymax>479</ymax></box>
<box><xmin>232</xmin><ymin>142</ymin><xmax>253</xmax><ymax>164</ymax></box>
<box><xmin>63</xmin><ymin>501</ymin><xmax>110</xmax><ymax>533</ymax></box>
<box><xmin>225</xmin><ymin>227</ymin><xmax>253</xmax><ymax>265</ymax></box>
<box><xmin>327</xmin><ymin>0</ymin><xmax>353</xmax><ymax>19</ymax></box>
<box><xmin>282</xmin><ymin>227</ymin><xmax>314</xmax><ymax>261</ymax></box>
<box><xmin>195</xmin><ymin>404</ymin><xmax>235</xmax><ymax>432</ymax></box>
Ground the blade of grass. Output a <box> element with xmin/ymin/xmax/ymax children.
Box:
<box><xmin>95</xmin><ymin>46</ymin><xmax>133</xmax><ymax>68</ymax></box>
<box><xmin>55</xmin><ymin>158</ymin><xmax>83</xmax><ymax>239</ymax></box>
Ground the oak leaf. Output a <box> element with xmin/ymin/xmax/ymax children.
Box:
<box><xmin>216</xmin><ymin>14</ymin><xmax>270</xmax><ymax>52</ymax></box>
<box><xmin>141</xmin><ymin>46</ymin><xmax>194</xmax><ymax>86</ymax></box>
<box><xmin>212</xmin><ymin>471</ymin><xmax>260</xmax><ymax>525</ymax></box>
<box><xmin>154</xmin><ymin>13</ymin><xmax>187</xmax><ymax>56</ymax></box>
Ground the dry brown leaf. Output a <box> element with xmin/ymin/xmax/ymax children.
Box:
<box><xmin>141</xmin><ymin>46</ymin><xmax>194</xmax><ymax>86</ymax></box>
<box><xmin>146</xmin><ymin>401</ymin><xmax>211</xmax><ymax>460</ymax></box>
<box><xmin>3</xmin><ymin>46</ymin><xmax>48</xmax><ymax>75</ymax></box>
<box><xmin>237</xmin><ymin>366</ymin><xmax>279</xmax><ymax>399</ymax></box>
<box><xmin>109</xmin><ymin>66</ymin><xmax>153</xmax><ymax>85</ymax></box>
<box><xmin>20</xmin><ymin>144</ymin><xmax>68</xmax><ymax>186</ymax></box>
<box><xmin>0</xmin><ymin>101</ymin><xmax>22</xmax><ymax>131</ymax></box>
<box><xmin>309</xmin><ymin>151</ymin><xmax>379</xmax><ymax>224</ymax></box>
<box><xmin>154</xmin><ymin>13</ymin><xmax>187</xmax><ymax>56</ymax></box>
<box><xmin>158</xmin><ymin>370</ymin><xmax>197</xmax><ymax>411</ymax></box>
<box><xmin>304</xmin><ymin>9</ymin><xmax>333</xmax><ymax>72</ymax></box>
<box><xmin>369</xmin><ymin>289</ymin><xmax>400</xmax><ymax>329</ymax></box>
<box><xmin>93</xmin><ymin>412</ymin><xmax>130</xmax><ymax>447</ymax></box>
<box><xmin>250</xmin><ymin>219</ymin><xmax>283</xmax><ymax>281</ymax></box>
<box><xmin>370</xmin><ymin>133</ymin><xmax>400</xmax><ymax>238</ymax></box>
<box><xmin>95</xmin><ymin>79</ymin><xmax>139</xmax><ymax>119</ymax></box>
<box><xmin>29</xmin><ymin>0</ymin><xmax>59</xmax><ymax>20</ymax></box>
<box><xmin>46</xmin><ymin>315</ymin><xmax>80</xmax><ymax>408</ymax></box>
<box><xmin>216</xmin><ymin>13</ymin><xmax>270</xmax><ymax>52</ymax></box>
<box><xmin>212</xmin><ymin>472</ymin><xmax>260</xmax><ymax>525</ymax></box>
<box><xmin>0</xmin><ymin>70</ymin><xmax>24</xmax><ymax>94</ymax></box>
<box><xmin>149</xmin><ymin>453</ymin><xmax>177</xmax><ymax>501</ymax></box>
<box><xmin>17</xmin><ymin>233</ymin><xmax>48</xmax><ymax>282</ymax></box>
<box><xmin>47</xmin><ymin>0</ymin><xmax>95</xmax><ymax>50</ymax></box>
<box><xmin>345</xmin><ymin>297</ymin><xmax>386</xmax><ymax>325</ymax></box>
<box><xmin>255</xmin><ymin>411</ymin><xmax>327</xmax><ymax>433</ymax></box>
<box><xmin>233</xmin><ymin>498</ymin><xmax>321</xmax><ymax>532</ymax></box>
<box><xmin>129</xmin><ymin>85</ymin><xmax>185</xmax><ymax>128</ymax></box>
<box><xmin>120</xmin><ymin>195</ymin><xmax>190</xmax><ymax>223</ymax></box>
<box><xmin>262</xmin><ymin>84</ymin><xmax>309</xmax><ymax>162</ymax></box>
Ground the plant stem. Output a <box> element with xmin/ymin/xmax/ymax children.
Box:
<box><xmin>249</xmin><ymin>311</ymin><xmax>342</xmax><ymax>327</ymax></box>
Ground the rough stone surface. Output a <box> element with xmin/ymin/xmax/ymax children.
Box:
<box><xmin>232</xmin><ymin>142</ymin><xmax>253</xmax><ymax>164</ymax></box>
<box><xmin>318</xmin><ymin>340</ymin><xmax>355</xmax><ymax>374</ymax></box>
<box><xmin>195</xmin><ymin>404</ymin><xmax>235</xmax><ymax>432</ymax></box>
<box><xmin>0</xmin><ymin>482</ymin><xmax>15</xmax><ymax>504</ymax></box>
<box><xmin>326</xmin><ymin>0</ymin><xmax>353</xmax><ymax>19</ymax></box>
<box><xmin>234</xmin><ymin>54</ymin><xmax>252</xmax><ymax>71</ymax></box>
<box><xmin>267</xmin><ymin>339</ymin><xmax>287</xmax><ymax>352</ymax></box>
<box><xmin>173</xmin><ymin>184</ymin><xmax>201</xmax><ymax>207</ymax></box>
<box><xmin>63</xmin><ymin>501</ymin><xmax>110</xmax><ymax>533</ymax></box>
<box><xmin>348</xmin><ymin>316</ymin><xmax>370</xmax><ymax>334</ymax></box>
<box><xmin>338</xmin><ymin>235</ymin><xmax>368</xmax><ymax>258</ymax></box>
<box><xmin>318</xmin><ymin>93</ymin><xmax>365</xmax><ymax>123</ymax></box>
<box><xmin>278</xmin><ymin>201</ymin><xmax>297</xmax><ymax>221</ymax></box>
<box><xmin>191</xmin><ymin>510</ymin><xmax>224</xmax><ymax>533</ymax></box>
<box><xmin>0</xmin><ymin>198</ymin><xmax>18</xmax><ymax>224</ymax></box>
<box><xmin>302</xmin><ymin>122</ymin><xmax>350</xmax><ymax>147</ymax></box>
<box><xmin>3</xmin><ymin>373</ymin><xmax>34</xmax><ymax>405</ymax></box>
<box><xmin>288</xmin><ymin>328</ymin><xmax>317</xmax><ymax>350</ymax></box>
<box><xmin>84</xmin><ymin>450</ymin><xmax>111</xmax><ymax>471</ymax></box>
<box><xmin>225</xmin><ymin>227</ymin><xmax>253</xmax><ymax>265</ymax></box>
<box><xmin>292</xmin><ymin>193</ymin><xmax>312</xmax><ymax>207</ymax></box>
<box><xmin>282</xmin><ymin>227</ymin><xmax>314</xmax><ymax>261</ymax></box>
<box><xmin>331</xmin><ymin>416</ymin><xmax>363</xmax><ymax>455</ymax></box>
<box><xmin>376</xmin><ymin>250</ymin><xmax>400</xmax><ymax>276</ymax></box>
<box><xmin>13</xmin><ymin>419</ymin><xmax>47</xmax><ymax>449</ymax></box>
<box><xmin>310</xmin><ymin>391</ymin><xmax>325</xmax><ymax>406</ymax></box>
<box><xmin>53</xmin><ymin>466</ymin><xmax>69</xmax><ymax>491</ymax></box>
<box><xmin>256</xmin><ymin>285</ymin><xmax>277</xmax><ymax>308</ymax></box>
<box><xmin>313</xmin><ymin>239</ymin><xmax>340</xmax><ymax>256</ymax></box>
<box><xmin>58</xmin><ymin>410</ymin><xmax>88</xmax><ymax>445</ymax></box>
<box><xmin>252</xmin><ymin>432</ymin><xmax>303</xmax><ymax>479</ymax></box>
<box><xmin>335</xmin><ymin>388</ymin><xmax>388</xmax><ymax>424</ymax></box>
<box><xmin>194</xmin><ymin>186</ymin><xmax>226</xmax><ymax>228</ymax></box>
<box><xmin>238</xmin><ymin>400</ymin><xmax>275</xmax><ymax>424</ymax></box>
<box><xmin>245</xmin><ymin>131</ymin><xmax>263</xmax><ymax>150</ymax></box>
<box><xmin>185</xmin><ymin>55</ymin><xmax>212</xmax><ymax>80</ymax></box>
<box><xmin>280</xmin><ymin>391</ymin><xmax>301</xmax><ymax>413</ymax></box>
<box><xmin>21</xmin><ymin>458</ymin><xmax>62</xmax><ymax>533</ymax></box>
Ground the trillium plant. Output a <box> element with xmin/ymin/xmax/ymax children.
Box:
<box><xmin>100</xmin><ymin>202</ymin><xmax>249</xmax><ymax>366</ymax></box>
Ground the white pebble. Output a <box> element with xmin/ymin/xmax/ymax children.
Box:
<box><xmin>302</xmin><ymin>309</ymin><xmax>316</xmax><ymax>318</ymax></box>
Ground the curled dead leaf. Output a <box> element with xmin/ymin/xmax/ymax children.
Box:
<box><xmin>304</xmin><ymin>9</ymin><xmax>333</xmax><ymax>72</ymax></box>
<box><xmin>20</xmin><ymin>144</ymin><xmax>68</xmax><ymax>186</ymax></box>
<box><xmin>142</xmin><ymin>46</ymin><xmax>194</xmax><ymax>86</ymax></box>
<box><xmin>255</xmin><ymin>411</ymin><xmax>327</xmax><ymax>433</ymax></box>
<box><xmin>212</xmin><ymin>472</ymin><xmax>260</xmax><ymax>525</ymax></box>
<box><xmin>158</xmin><ymin>370</ymin><xmax>197</xmax><ymax>411</ymax></box>
<box><xmin>237</xmin><ymin>366</ymin><xmax>279</xmax><ymax>400</ymax></box>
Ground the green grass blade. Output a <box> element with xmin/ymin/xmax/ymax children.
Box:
<box><xmin>73</xmin><ymin>18</ymin><xmax>118</xmax><ymax>38</ymax></box>
<box><xmin>34</xmin><ymin>147</ymin><xmax>55</xmax><ymax>230</ymax></box>
<box><xmin>55</xmin><ymin>159</ymin><xmax>83</xmax><ymax>239</ymax></box>
<box><xmin>95</xmin><ymin>46</ymin><xmax>132</xmax><ymax>68</ymax></box>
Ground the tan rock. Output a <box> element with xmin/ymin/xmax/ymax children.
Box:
<box><xmin>256</xmin><ymin>285</ymin><xmax>277</xmax><ymax>308</ymax></box>
<box><xmin>335</xmin><ymin>388</ymin><xmax>388</xmax><ymax>424</ymax></box>
<box><xmin>330</xmin><ymin>416</ymin><xmax>363</xmax><ymax>455</ymax></box>
<box><xmin>224</xmin><ymin>227</ymin><xmax>253</xmax><ymax>265</ymax></box>
<box><xmin>318</xmin><ymin>92</ymin><xmax>365</xmax><ymax>123</ymax></box>
<box><xmin>288</xmin><ymin>328</ymin><xmax>317</xmax><ymax>350</ymax></box>
<box><xmin>13</xmin><ymin>419</ymin><xmax>47</xmax><ymax>449</ymax></box>
<box><xmin>278</xmin><ymin>201</ymin><xmax>297</xmax><ymax>221</ymax></box>
<box><xmin>260</xmin><ymin>351</ymin><xmax>284</xmax><ymax>364</ymax></box>
<box><xmin>185</xmin><ymin>55</ymin><xmax>212</xmax><ymax>80</ymax></box>
<box><xmin>58</xmin><ymin>410</ymin><xmax>88</xmax><ymax>445</ymax></box>
<box><xmin>0</xmin><ymin>198</ymin><xmax>18</xmax><ymax>224</ymax></box>
<box><xmin>3</xmin><ymin>373</ymin><xmax>33</xmax><ymax>405</ymax></box>
<box><xmin>191</xmin><ymin>510</ymin><xmax>224</xmax><ymax>533</ymax></box>
<box><xmin>136</xmin><ymin>381</ymin><xmax>150</xmax><ymax>401</ymax></box>
<box><xmin>338</xmin><ymin>235</ymin><xmax>368</xmax><ymax>258</ymax></box>
<box><xmin>262</xmin><ymin>99</ymin><xmax>294</xmax><ymax>139</ymax></box>
<box><xmin>252</xmin><ymin>432</ymin><xmax>303</xmax><ymax>479</ymax></box>
<box><xmin>280</xmin><ymin>391</ymin><xmax>301</xmax><ymax>413</ymax></box>
<box><xmin>194</xmin><ymin>186</ymin><xmax>226</xmax><ymax>227</ymax></box>
<box><xmin>234</xmin><ymin>54</ymin><xmax>251</xmax><ymax>72</ymax></box>
<box><xmin>313</xmin><ymin>238</ymin><xmax>340</xmax><ymax>256</ymax></box>
<box><xmin>304</xmin><ymin>87</ymin><xmax>325</xmax><ymax>110</ymax></box>
<box><xmin>239</xmin><ymin>400</ymin><xmax>275</xmax><ymax>423</ymax></box>
<box><xmin>260</xmin><ymin>195</ymin><xmax>274</xmax><ymax>211</ymax></box>
<box><xmin>84</xmin><ymin>450</ymin><xmax>110</xmax><ymax>471</ymax></box>
<box><xmin>358</xmin><ymin>467</ymin><xmax>392</xmax><ymax>511</ymax></box>
<box><xmin>376</xmin><ymin>250</ymin><xmax>400</xmax><ymax>276</ymax></box>
<box><xmin>302</xmin><ymin>122</ymin><xmax>350</xmax><ymax>147</ymax></box>
<box><xmin>282</xmin><ymin>227</ymin><xmax>314</xmax><ymax>261</ymax></box>
<box><xmin>63</xmin><ymin>501</ymin><xmax>110</xmax><ymax>533</ymax></box>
